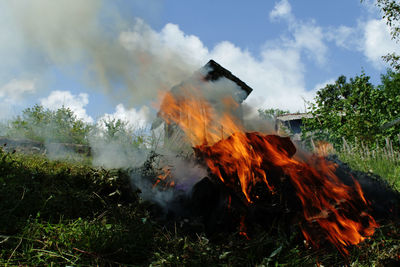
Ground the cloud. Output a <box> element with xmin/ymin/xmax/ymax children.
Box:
<box><xmin>292</xmin><ymin>22</ymin><xmax>327</xmax><ymax>65</ymax></box>
<box><xmin>269</xmin><ymin>1</ymin><xmax>328</xmax><ymax>66</ymax></box>
<box><xmin>3</xmin><ymin>0</ymin><xmax>195</xmax><ymax>107</ymax></box>
<box><xmin>40</xmin><ymin>90</ymin><xmax>93</xmax><ymax>123</ymax></box>
<box><xmin>322</xmin><ymin>0</ymin><xmax>398</xmax><ymax>70</ymax></box>
<box><xmin>123</xmin><ymin>23</ymin><xmax>312</xmax><ymax>112</ymax></box>
<box><xmin>120</xmin><ymin>11</ymin><xmax>328</xmax><ymax>112</ymax></box>
<box><xmin>0</xmin><ymin>79</ymin><xmax>36</xmax><ymax>120</ymax></box>
<box><xmin>269</xmin><ymin>0</ymin><xmax>292</xmax><ymax>21</ymax></box>
<box><xmin>0</xmin><ymin>79</ymin><xmax>36</xmax><ymax>101</ymax></box>
<box><xmin>312</xmin><ymin>78</ymin><xmax>336</xmax><ymax>92</ymax></box>
<box><xmin>363</xmin><ymin>19</ymin><xmax>400</xmax><ymax>68</ymax></box>
<box><xmin>98</xmin><ymin>104</ymin><xmax>150</xmax><ymax>129</ymax></box>
<box><xmin>2</xmin><ymin>0</ymin><xmax>324</xmax><ymax>114</ymax></box>
<box><xmin>207</xmin><ymin>41</ymin><xmax>307</xmax><ymax>111</ymax></box>
<box><xmin>326</xmin><ymin>25</ymin><xmax>359</xmax><ymax>49</ymax></box>
<box><xmin>363</xmin><ymin>0</ymin><xmax>381</xmax><ymax>15</ymax></box>
<box><xmin>326</xmin><ymin>18</ymin><xmax>399</xmax><ymax>69</ymax></box>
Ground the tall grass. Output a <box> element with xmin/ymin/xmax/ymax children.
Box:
<box><xmin>335</xmin><ymin>136</ymin><xmax>400</xmax><ymax>191</ymax></box>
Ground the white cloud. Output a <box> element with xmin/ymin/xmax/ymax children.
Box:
<box><xmin>40</xmin><ymin>90</ymin><xmax>93</xmax><ymax>123</ymax></box>
<box><xmin>363</xmin><ymin>0</ymin><xmax>380</xmax><ymax>15</ymax></box>
<box><xmin>160</xmin><ymin>23</ymin><xmax>209</xmax><ymax>65</ymax></box>
<box><xmin>1</xmin><ymin>0</ymin><xmax>323</xmax><ymax>115</ymax></box>
<box><xmin>326</xmin><ymin>25</ymin><xmax>358</xmax><ymax>49</ymax></box>
<box><xmin>119</xmin><ymin>18</ymin><xmax>206</xmax><ymax>68</ymax></box>
<box><xmin>293</xmin><ymin>22</ymin><xmax>327</xmax><ymax>65</ymax></box>
<box><xmin>269</xmin><ymin>0</ymin><xmax>292</xmax><ymax>21</ymax></box>
<box><xmin>208</xmin><ymin>41</ymin><xmax>307</xmax><ymax>111</ymax></box>
<box><xmin>98</xmin><ymin>104</ymin><xmax>150</xmax><ymax>129</ymax></box>
<box><xmin>118</xmin><ymin>15</ymin><xmax>327</xmax><ymax>112</ymax></box>
<box><xmin>363</xmin><ymin>19</ymin><xmax>400</xmax><ymax>68</ymax></box>
<box><xmin>0</xmin><ymin>79</ymin><xmax>36</xmax><ymax>101</ymax></box>
<box><xmin>269</xmin><ymin>1</ymin><xmax>328</xmax><ymax>66</ymax></box>
<box><xmin>324</xmin><ymin>12</ymin><xmax>399</xmax><ymax>70</ymax></box>
<box><xmin>0</xmin><ymin>79</ymin><xmax>36</xmax><ymax>120</ymax></box>
<box><xmin>312</xmin><ymin>78</ymin><xmax>335</xmax><ymax>92</ymax></box>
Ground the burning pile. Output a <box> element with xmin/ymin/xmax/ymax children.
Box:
<box><xmin>154</xmin><ymin>84</ymin><xmax>380</xmax><ymax>256</ymax></box>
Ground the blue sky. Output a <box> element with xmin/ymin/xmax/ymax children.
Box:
<box><xmin>0</xmin><ymin>0</ymin><xmax>398</xmax><ymax>126</ymax></box>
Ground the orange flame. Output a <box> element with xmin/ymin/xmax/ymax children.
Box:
<box><xmin>314</xmin><ymin>140</ymin><xmax>335</xmax><ymax>157</ymax></box>
<box><xmin>153</xmin><ymin>166</ymin><xmax>174</xmax><ymax>189</ymax></box>
<box><xmin>158</xmin><ymin>86</ymin><xmax>378</xmax><ymax>255</ymax></box>
<box><xmin>239</xmin><ymin>216</ymin><xmax>250</xmax><ymax>240</ymax></box>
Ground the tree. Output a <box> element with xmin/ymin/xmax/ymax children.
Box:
<box><xmin>7</xmin><ymin>104</ymin><xmax>92</xmax><ymax>145</ymax></box>
<box><xmin>376</xmin><ymin>69</ymin><xmax>400</xmax><ymax>140</ymax></box>
<box><xmin>302</xmin><ymin>73</ymin><xmax>380</xmax><ymax>147</ymax></box>
<box><xmin>258</xmin><ymin>108</ymin><xmax>290</xmax><ymax>121</ymax></box>
<box><xmin>97</xmin><ymin>117</ymin><xmax>146</xmax><ymax>148</ymax></box>
<box><xmin>302</xmin><ymin>69</ymin><xmax>400</xmax><ymax>149</ymax></box>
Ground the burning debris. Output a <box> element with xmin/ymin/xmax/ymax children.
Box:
<box><xmin>135</xmin><ymin>60</ymin><xmax>398</xmax><ymax>257</ymax></box>
<box><xmin>152</xmin><ymin>60</ymin><xmax>252</xmax><ymax>150</ymax></box>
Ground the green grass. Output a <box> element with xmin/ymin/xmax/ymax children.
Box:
<box><xmin>1</xmin><ymin>147</ymin><xmax>400</xmax><ymax>266</ymax></box>
<box><xmin>337</xmin><ymin>139</ymin><xmax>400</xmax><ymax>190</ymax></box>
<box><xmin>0</xmin><ymin>148</ymin><xmax>154</xmax><ymax>265</ymax></box>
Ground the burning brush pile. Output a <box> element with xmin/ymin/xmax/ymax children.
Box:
<box><xmin>135</xmin><ymin>61</ymin><xmax>400</xmax><ymax>259</ymax></box>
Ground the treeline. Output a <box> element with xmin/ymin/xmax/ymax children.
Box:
<box><xmin>3</xmin><ymin>68</ymin><xmax>400</xmax><ymax>152</ymax></box>
<box><xmin>302</xmin><ymin>69</ymin><xmax>400</xmax><ymax>149</ymax></box>
<box><xmin>1</xmin><ymin>104</ymin><xmax>146</xmax><ymax>147</ymax></box>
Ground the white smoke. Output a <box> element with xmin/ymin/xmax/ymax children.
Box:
<box><xmin>131</xmin><ymin>153</ymin><xmax>207</xmax><ymax>208</ymax></box>
<box><xmin>3</xmin><ymin>0</ymin><xmax>198</xmax><ymax>108</ymax></box>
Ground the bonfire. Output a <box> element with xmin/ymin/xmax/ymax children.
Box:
<box><xmin>144</xmin><ymin>60</ymin><xmax>400</xmax><ymax>258</ymax></box>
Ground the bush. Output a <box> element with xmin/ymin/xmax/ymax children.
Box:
<box><xmin>302</xmin><ymin>70</ymin><xmax>400</xmax><ymax>150</ymax></box>
<box><xmin>5</xmin><ymin>104</ymin><xmax>92</xmax><ymax>145</ymax></box>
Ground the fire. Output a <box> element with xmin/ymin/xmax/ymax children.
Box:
<box><xmin>314</xmin><ymin>140</ymin><xmax>335</xmax><ymax>157</ymax></box>
<box><xmin>153</xmin><ymin>166</ymin><xmax>174</xmax><ymax>189</ymax></box>
<box><xmin>239</xmin><ymin>216</ymin><xmax>250</xmax><ymax>240</ymax></box>
<box><xmin>158</xmin><ymin>86</ymin><xmax>378</xmax><ymax>255</ymax></box>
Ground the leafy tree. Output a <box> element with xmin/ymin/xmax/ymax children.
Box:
<box><xmin>258</xmin><ymin>108</ymin><xmax>290</xmax><ymax>121</ymax></box>
<box><xmin>302</xmin><ymin>69</ymin><xmax>400</xmax><ymax>149</ymax></box>
<box><xmin>98</xmin><ymin>117</ymin><xmax>146</xmax><ymax>148</ymax></box>
<box><xmin>6</xmin><ymin>104</ymin><xmax>92</xmax><ymax>145</ymax></box>
<box><xmin>302</xmin><ymin>73</ymin><xmax>379</xmax><ymax>147</ymax></box>
<box><xmin>103</xmin><ymin>118</ymin><xmax>130</xmax><ymax>141</ymax></box>
<box><xmin>376</xmin><ymin>69</ymin><xmax>400</xmax><ymax>140</ymax></box>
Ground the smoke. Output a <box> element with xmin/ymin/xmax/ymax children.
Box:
<box><xmin>4</xmin><ymin>0</ymin><xmax>198</xmax><ymax>107</ymax></box>
<box><xmin>2</xmin><ymin>0</ymin><xmax>279</xmax><ymax>209</ymax></box>
<box><xmin>242</xmin><ymin>103</ymin><xmax>276</xmax><ymax>134</ymax></box>
<box><xmin>91</xmin><ymin>139</ymin><xmax>149</xmax><ymax>169</ymax></box>
<box><xmin>131</xmin><ymin>152</ymin><xmax>207</xmax><ymax>209</ymax></box>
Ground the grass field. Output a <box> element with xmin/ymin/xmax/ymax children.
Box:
<box><xmin>1</xmin><ymin>146</ymin><xmax>400</xmax><ymax>266</ymax></box>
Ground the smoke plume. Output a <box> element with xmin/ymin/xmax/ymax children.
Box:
<box><xmin>4</xmin><ymin>0</ymin><xmax>199</xmax><ymax>107</ymax></box>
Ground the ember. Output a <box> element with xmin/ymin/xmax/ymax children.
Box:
<box><xmin>156</xmin><ymin>81</ymin><xmax>379</xmax><ymax>256</ymax></box>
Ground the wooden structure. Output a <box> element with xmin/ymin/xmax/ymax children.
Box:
<box><xmin>152</xmin><ymin>60</ymin><xmax>253</xmax><ymax>148</ymax></box>
<box><xmin>275</xmin><ymin>113</ymin><xmax>313</xmax><ymax>140</ymax></box>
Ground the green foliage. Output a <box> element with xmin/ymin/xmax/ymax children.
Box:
<box><xmin>1</xmin><ymin>217</ymin><xmax>153</xmax><ymax>266</ymax></box>
<box><xmin>0</xmin><ymin>147</ymin><xmax>153</xmax><ymax>265</ymax></box>
<box><xmin>6</xmin><ymin>104</ymin><xmax>92</xmax><ymax>145</ymax></box>
<box><xmin>302</xmin><ymin>70</ymin><xmax>400</xmax><ymax>149</ymax></box>
<box><xmin>376</xmin><ymin>69</ymin><xmax>400</xmax><ymax>141</ymax></box>
<box><xmin>102</xmin><ymin>118</ymin><xmax>130</xmax><ymax>142</ymax></box>
<box><xmin>2</xmin><ymin>104</ymin><xmax>151</xmax><ymax>153</ymax></box>
<box><xmin>258</xmin><ymin>108</ymin><xmax>290</xmax><ymax>121</ymax></box>
<box><xmin>100</xmin><ymin>117</ymin><xmax>146</xmax><ymax>148</ymax></box>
